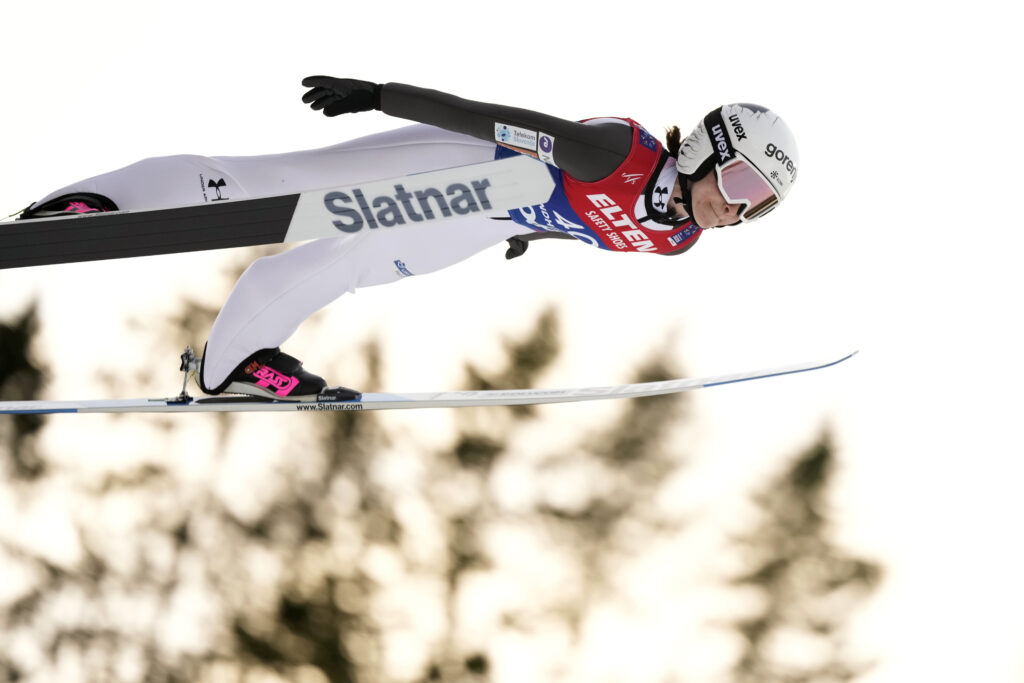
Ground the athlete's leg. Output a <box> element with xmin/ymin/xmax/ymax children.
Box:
<box><xmin>200</xmin><ymin>124</ymin><xmax>513</xmax><ymax>388</ymax></box>
<box><xmin>201</xmin><ymin>216</ymin><xmax>521</xmax><ymax>388</ymax></box>
<box><xmin>31</xmin><ymin>123</ymin><xmax>494</xmax><ymax>210</ymax></box>
<box><xmin>28</xmin><ymin>154</ymin><xmax>244</xmax><ymax>212</ymax></box>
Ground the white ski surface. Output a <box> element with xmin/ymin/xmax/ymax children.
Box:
<box><xmin>0</xmin><ymin>352</ymin><xmax>856</xmax><ymax>415</ymax></box>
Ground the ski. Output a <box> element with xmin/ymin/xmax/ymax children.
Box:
<box><xmin>0</xmin><ymin>352</ymin><xmax>856</xmax><ymax>415</ymax></box>
<box><xmin>0</xmin><ymin>155</ymin><xmax>555</xmax><ymax>270</ymax></box>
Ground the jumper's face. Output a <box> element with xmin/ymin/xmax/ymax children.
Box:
<box><xmin>687</xmin><ymin>170</ymin><xmax>742</xmax><ymax>229</ymax></box>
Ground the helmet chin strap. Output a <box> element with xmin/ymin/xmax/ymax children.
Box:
<box><xmin>676</xmin><ymin>172</ymin><xmax>703</xmax><ymax>228</ymax></box>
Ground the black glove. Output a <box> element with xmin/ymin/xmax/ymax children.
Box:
<box><xmin>301</xmin><ymin>76</ymin><xmax>382</xmax><ymax>116</ymax></box>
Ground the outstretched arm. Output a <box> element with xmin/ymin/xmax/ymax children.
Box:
<box><xmin>301</xmin><ymin>77</ymin><xmax>632</xmax><ymax>183</ymax></box>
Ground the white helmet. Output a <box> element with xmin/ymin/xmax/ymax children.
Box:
<box><xmin>676</xmin><ymin>103</ymin><xmax>798</xmax><ymax>222</ymax></box>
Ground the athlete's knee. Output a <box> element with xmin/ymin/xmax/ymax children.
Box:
<box><xmin>237</xmin><ymin>252</ymin><xmax>288</xmax><ymax>292</ymax></box>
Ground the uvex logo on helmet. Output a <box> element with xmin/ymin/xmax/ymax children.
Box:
<box><xmin>765</xmin><ymin>143</ymin><xmax>797</xmax><ymax>179</ymax></box>
<box><xmin>711</xmin><ymin>123</ymin><xmax>732</xmax><ymax>162</ymax></box>
<box><xmin>728</xmin><ymin>114</ymin><xmax>748</xmax><ymax>141</ymax></box>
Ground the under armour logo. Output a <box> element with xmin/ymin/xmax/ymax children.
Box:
<box><xmin>654</xmin><ymin>186</ymin><xmax>669</xmax><ymax>210</ymax></box>
<box><xmin>208</xmin><ymin>178</ymin><xmax>229</xmax><ymax>201</ymax></box>
<box><xmin>621</xmin><ymin>172</ymin><xmax>644</xmax><ymax>185</ymax></box>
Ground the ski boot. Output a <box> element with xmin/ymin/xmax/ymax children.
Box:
<box><xmin>18</xmin><ymin>193</ymin><xmax>118</xmax><ymax>220</ymax></box>
<box><xmin>199</xmin><ymin>346</ymin><xmax>360</xmax><ymax>402</ymax></box>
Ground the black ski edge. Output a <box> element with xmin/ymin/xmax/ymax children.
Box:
<box><xmin>0</xmin><ymin>194</ymin><xmax>301</xmax><ymax>269</ymax></box>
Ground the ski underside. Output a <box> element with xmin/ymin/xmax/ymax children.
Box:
<box><xmin>0</xmin><ymin>352</ymin><xmax>856</xmax><ymax>415</ymax></box>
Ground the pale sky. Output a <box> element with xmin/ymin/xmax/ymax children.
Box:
<box><xmin>2</xmin><ymin>1</ymin><xmax>1023</xmax><ymax>681</ymax></box>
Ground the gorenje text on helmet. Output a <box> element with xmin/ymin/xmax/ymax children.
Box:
<box><xmin>764</xmin><ymin>143</ymin><xmax>797</xmax><ymax>178</ymax></box>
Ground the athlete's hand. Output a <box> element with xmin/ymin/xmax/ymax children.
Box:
<box><xmin>301</xmin><ymin>76</ymin><xmax>382</xmax><ymax>116</ymax></box>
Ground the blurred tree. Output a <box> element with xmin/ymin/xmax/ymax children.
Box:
<box><xmin>0</xmin><ymin>260</ymin><xmax>880</xmax><ymax>683</ymax></box>
<box><xmin>0</xmin><ymin>303</ymin><xmax>47</xmax><ymax>480</ymax></box>
<box><xmin>726</xmin><ymin>430</ymin><xmax>883</xmax><ymax>683</ymax></box>
<box><xmin>0</xmin><ymin>283</ymin><xmax>692</xmax><ymax>682</ymax></box>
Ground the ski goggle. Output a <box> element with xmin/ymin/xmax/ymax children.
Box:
<box><xmin>716</xmin><ymin>155</ymin><xmax>780</xmax><ymax>222</ymax></box>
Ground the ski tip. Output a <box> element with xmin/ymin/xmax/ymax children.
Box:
<box><xmin>701</xmin><ymin>350</ymin><xmax>859</xmax><ymax>390</ymax></box>
<box><xmin>836</xmin><ymin>350</ymin><xmax>859</xmax><ymax>363</ymax></box>
<box><xmin>802</xmin><ymin>349</ymin><xmax>860</xmax><ymax>372</ymax></box>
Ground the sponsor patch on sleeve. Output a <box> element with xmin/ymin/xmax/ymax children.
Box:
<box><xmin>538</xmin><ymin>133</ymin><xmax>556</xmax><ymax>165</ymax></box>
<box><xmin>495</xmin><ymin>123</ymin><xmax>538</xmax><ymax>151</ymax></box>
<box><xmin>637</xmin><ymin>127</ymin><xmax>658</xmax><ymax>152</ymax></box>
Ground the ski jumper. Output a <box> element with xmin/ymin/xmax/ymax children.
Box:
<box><xmin>31</xmin><ymin>83</ymin><xmax>702</xmax><ymax>388</ymax></box>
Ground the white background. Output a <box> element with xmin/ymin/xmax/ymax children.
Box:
<box><xmin>1</xmin><ymin>1</ymin><xmax>1023</xmax><ymax>681</ymax></box>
